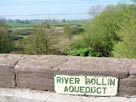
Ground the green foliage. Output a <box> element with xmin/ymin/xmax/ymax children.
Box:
<box><xmin>112</xmin><ymin>5</ymin><xmax>136</xmax><ymax>58</ymax></box>
<box><xmin>69</xmin><ymin>48</ymin><xmax>101</xmax><ymax>57</ymax></box>
<box><xmin>85</xmin><ymin>5</ymin><xmax>125</xmax><ymax>57</ymax></box>
<box><xmin>69</xmin><ymin>39</ymin><xmax>101</xmax><ymax>57</ymax></box>
<box><xmin>64</xmin><ymin>24</ymin><xmax>73</xmax><ymax>40</ymax></box>
<box><xmin>1</xmin><ymin>4</ymin><xmax>135</xmax><ymax>58</ymax></box>
<box><xmin>42</xmin><ymin>22</ymin><xmax>50</xmax><ymax>29</ymax></box>
<box><xmin>71</xmin><ymin>26</ymin><xmax>84</xmax><ymax>35</ymax></box>
<box><xmin>20</xmin><ymin>26</ymin><xmax>50</xmax><ymax>55</ymax></box>
<box><xmin>113</xmin><ymin>42</ymin><xmax>136</xmax><ymax>58</ymax></box>
<box><xmin>0</xmin><ymin>19</ymin><xmax>14</xmax><ymax>53</ymax></box>
<box><xmin>63</xmin><ymin>24</ymin><xmax>84</xmax><ymax>41</ymax></box>
<box><xmin>69</xmin><ymin>4</ymin><xmax>136</xmax><ymax>58</ymax></box>
<box><xmin>70</xmin><ymin>5</ymin><xmax>121</xmax><ymax>57</ymax></box>
<box><xmin>69</xmin><ymin>48</ymin><xmax>90</xmax><ymax>56</ymax></box>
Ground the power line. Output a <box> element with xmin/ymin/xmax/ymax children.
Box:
<box><xmin>0</xmin><ymin>13</ymin><xmax>89</xmax><ymax>17</ymax></box>
<box><xmin>0</xmin><ymin>0</ymin><xmax>121</xmax><ymax>6</ymax></box>
<box><xmin>0</xmin><ymin>13</ymin><xmax>91</xmax><ymax>20</ymax></box>
<box><xmin>0</xmin><ymin>0</ymin><xmax>115</xmax><ymax>4</ymax></box>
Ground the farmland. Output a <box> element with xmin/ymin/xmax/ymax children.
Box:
<box><xmin>5</xmin><ymin>19</ymin><xmax>86</xmax><ymax>55</ymax></box>
<box><xmin>1</xmin><ymin>2</ymin><xmax>136</xmax><ymax>58</ymax></box>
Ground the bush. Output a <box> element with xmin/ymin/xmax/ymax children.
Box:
<box><xmin>69</xmin><ymin>39</ymin><xmax>101</xmax><ymax>57</ymax></box>
<box><xmin>112</xmin><ymin>4</ymin><xmax>136</xmax><ymax>58</ymax></box>
<box><xmin>70</xmin><ymin>4</ymin><xmax>136</xmax><ymax>58</ymax></box>
<box><xmin>0</xmin><ymin>19</ymin><xmax>14</xmax><ymax>53</ymax></box>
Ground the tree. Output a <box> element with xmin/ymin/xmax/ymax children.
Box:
<box><xmin>0</xmin><ymin>18</ymin><xmax>14</xmax><ymax>53</ymax></box>
<box><xmin>70</xmin><ymin>4</ymin><xmax>136</xmax><ymax>58</ymax></box>
<box><xmin>64</xmin><ymin>24</ymin><xmax>73</xmax><ymax>40</ymax></box>
<box><xmin>62</xmin><ymin>19</ymin><xmax>66</xmax><ymax>23</ymax></box>
<box><xmin>22</xmin><ymin>25</ymin><xmax>50</xmax><ymax>55</ymax></box>
<box><xmin>112</xmin><ymin>4</ymin><xmax>136</xmax><ymax>58</ymax></box>
<box><xmin>89</xmin><ymin>5</ymin><xmax>103</xmax><ymax>17</ymax></box>
<box><xmin>43</xmin><ymin>22</ymin><xmax>50</xmax><ymax>29</ymax></box>
<box><xmin>83</xmin><ymin>5</ymin><xmax>121</xmax><ymax>57</ymax></box>
<box><xmin>132</xmin><ymin>0</ymin><xmax>136</xmax><ymax>3</ymax></box>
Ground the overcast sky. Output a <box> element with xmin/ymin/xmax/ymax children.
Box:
<box><xmin>0</xmin><ymin>0</ymin><xmax>132</xmax><ymax>20</ymax></box>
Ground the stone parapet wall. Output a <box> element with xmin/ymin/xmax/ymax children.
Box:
<box><xmin>0</xmin><ymin>88</ymin><xmax>136</xmax><ymax>102</ymax></box>
<box><xmin>0</xmin><ymin>54</ymin><xmax>136</xmax><ymax>97</ymax></box>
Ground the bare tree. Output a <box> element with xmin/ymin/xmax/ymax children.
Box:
<box><xmin>132</xmin><ymin>0</ymin><xmax>136</xmax><ymax>3</ymax></box>
<box><xmin>89</xmin><ymin>5</ymin><xmax>103</xmax><ymax>17</ymax></box>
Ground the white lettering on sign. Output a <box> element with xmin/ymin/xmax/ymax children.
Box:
<box><xmin>54</xmin><ymin>75</ymin><xmax>118</xmax><ymax>96</ymax></box>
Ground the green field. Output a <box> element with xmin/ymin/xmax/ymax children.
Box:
<box><xmin>1</xmin><ymin>2</ymin><xmax>136</xmax><ymax>58</ymax></box>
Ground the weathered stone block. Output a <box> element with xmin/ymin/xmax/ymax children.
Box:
<box><xmin>119</xmin><ymin>75</ymin><xmax>136</xmax><ymax>96</ymax></box>
<box><xmin>129</xmin><ymin>59</ymin><xmax>136</xmax><ymax>75</ymax></box>
<box><xmin>15</xmin><ymin>55</ymin><xmax>67</xmax><ymax>91</ymax></box>
<box><xmin>16</xmin><ymin>71</ymin><xmax>55</xmax><ymax>91</ymax></box>
<box><xmin>56</xmin><ymin>57</ymin><xmax>131</xmax><ymax>78</ymax></box>
<box><xmin>0</xmin><ymin>54</ymin><xmax>22</xmax><ymax>88</ymax></box>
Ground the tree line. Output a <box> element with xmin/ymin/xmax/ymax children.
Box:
<box><xmin>69</xmin><ymin>2</ymin><xmax>136</xmax><ymax>58</ymax></box>
<box><xmin>0</xmin><ymin>1</ymin><xmax>136</xmax><ymax>58</ymax></box>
